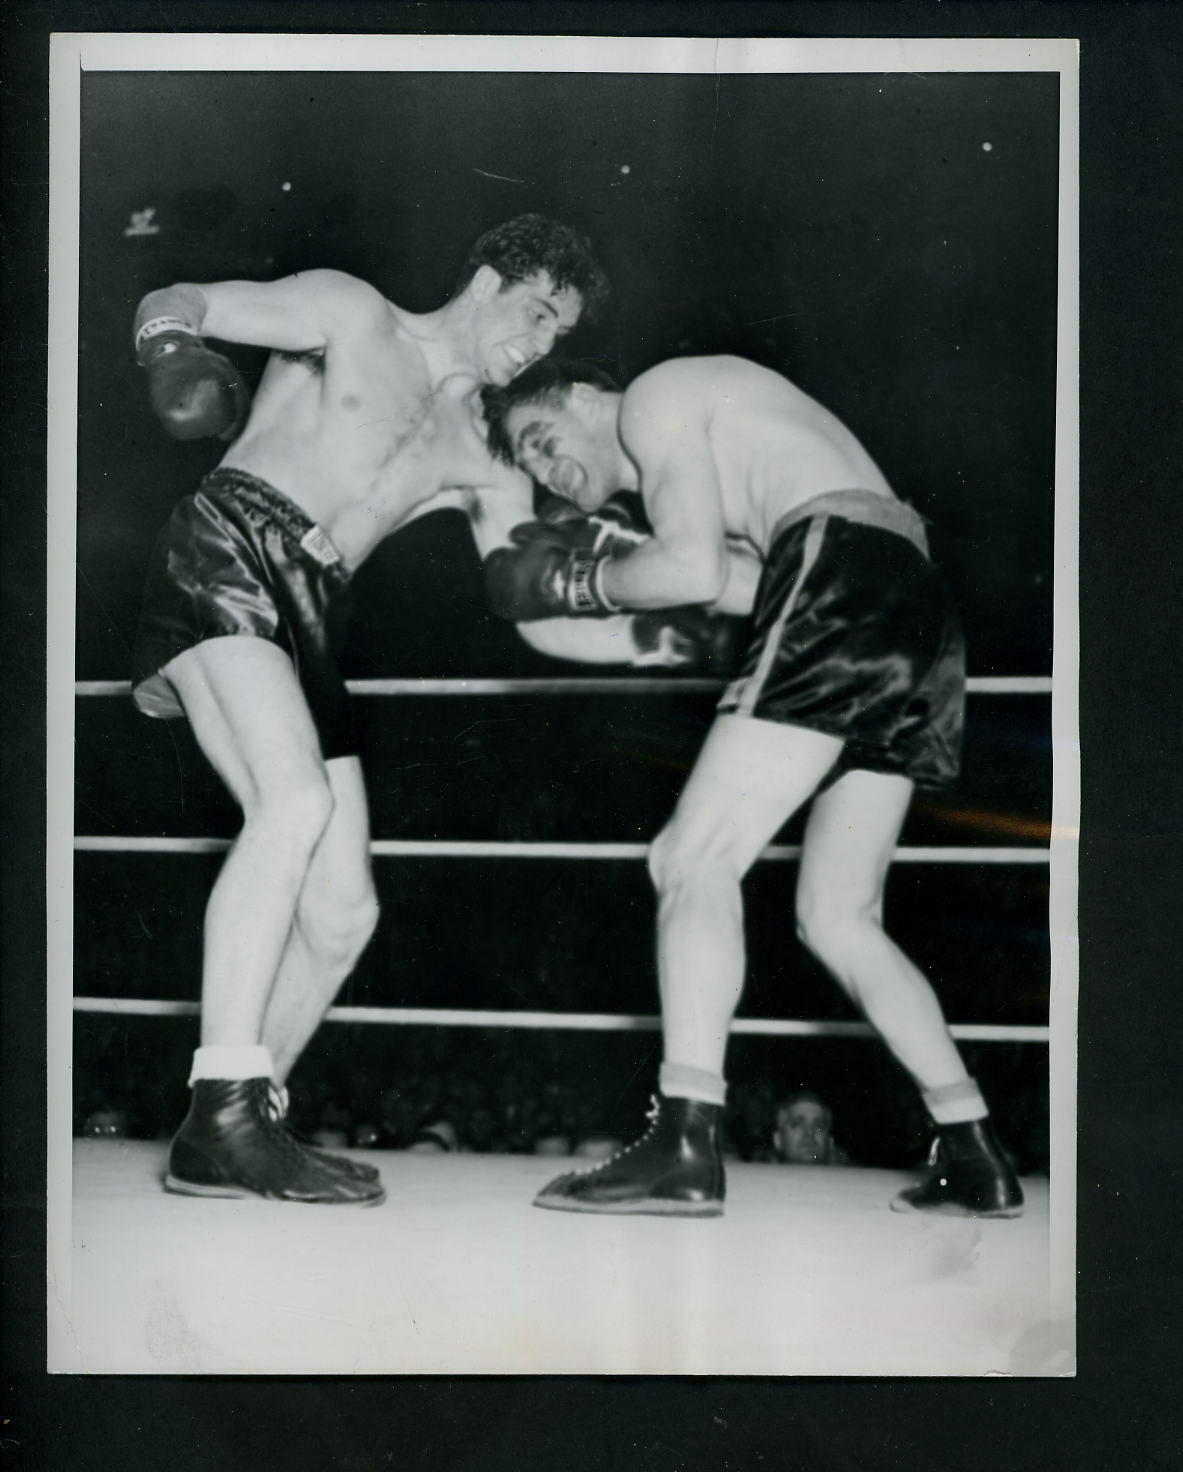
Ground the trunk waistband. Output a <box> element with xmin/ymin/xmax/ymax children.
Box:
<box><xmin>199</xmin><ymin>467</ymin><xmax>345</xmax><ymax>571</ymax></box>
<box><xmin>768</xmin><ymin>489</ymin><xmax>930</xmax><ymax>559</ymax></box>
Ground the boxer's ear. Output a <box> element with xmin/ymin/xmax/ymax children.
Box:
<box><xmin>469</xmin><ymin>264</ymin><xmax>503</xmax><ymax>301</ymax></box>
<box><xmin>568</xmin><ymin>381</ymin><xmax>604</xmax><ymax>414</ymax></box>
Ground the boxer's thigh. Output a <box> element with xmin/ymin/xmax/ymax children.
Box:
<box><xmin>162</xmin><ymin>635</ymin><xmax>326</xmax><ymax>807</ymax></box>
<box><xmin>797</xmin><ymin>767</ymin><xmax>914</xmax><ymax>920</ymax></box>
<box><xmin>655</xmin><ymin>714</ymin><xmax>843</xmax><ymax>877</ymax></box>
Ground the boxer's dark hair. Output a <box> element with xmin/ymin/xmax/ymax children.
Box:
<box><xmin>457</xmin><ymin>214</ymin><xmax>610</xmax><ymax>322</ymax></box>
<box><xmin>481</xmin><ymin>357</ymin><xmax>621</xmax><ymax>466</ymax></box>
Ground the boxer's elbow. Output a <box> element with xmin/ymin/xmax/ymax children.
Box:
<box><xmin>662</xmin><ymin>544</ymin><xmax>727</xmax><ymax>607</ymax></box>
<box><xmin>515</xmin><ymin>616</ymin><xmax>634</xmax><ymax>665</ymax></box>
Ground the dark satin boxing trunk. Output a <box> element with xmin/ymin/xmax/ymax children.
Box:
<box><xmin>718</xmin><ymin>489</ymin><xmax>966</xmax><ymax>790</ymax></box>
<box><xmin>131</xmin><ymin>467</ymin><xmax>358</xmax><ymax>760</ymax></box>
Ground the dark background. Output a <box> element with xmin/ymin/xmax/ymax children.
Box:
<box><xmin>73</xmin><ymin>66</ymin><xmax>1057</xmax><ymax>1057</ymax></box>
<box><xmin>77</xmin><ymin>68</ymin><xmax>1058</xmax><ymax>679</ymax></box>
<box><xmin>5</xmin><ymin>3</ymin><xmax>1182</xmax><ymax>1471</ymax></box>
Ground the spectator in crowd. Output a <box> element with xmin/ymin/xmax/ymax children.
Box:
<box><xmin>727</xmin><ymin>1080</ymin><xmax>779</xmax><ymax>1162</ymax></box>
<box><xmin>309</xmin><ymin>1096</ymin><xmax>353</xmax><ymax>1151</ymax></box>
<box><xmin>80</xmin><ymin>1107</ymin><xmax>130</xmax><ymax>1139</ymax></box>
<box><xmin>351</xmin><ymin>1120</ymin><xmax>389</xmax><ymax>1150</ymax></box>
<box><xmin>532</xmin><ymin>1124</ymin><xmax>574</xmax><ymax>1157</ymax></box>
<box><xmin>573</xmin><ymin>1134</ymin><xmax>625</xmax><ymax>1161</ymax></box>
<box><xmin>407</xmin><ymin>1120</ymin><xmax>460</xmax><ymax>1154</ymax></box>
<box><xmin>772</xmin><ymin>1089</ymin><xmax>853</xmax><ymax>1166</ymax></box>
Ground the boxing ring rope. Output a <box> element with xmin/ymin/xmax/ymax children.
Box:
<box><xmin>76</xmin><ymin>837</ymin><xmax>1047</xmax><ymax>862</ymax></box>
<box><xmin>77</xmin><ymin>675</ymin><xmax>1052</xmax><ymax>697</ymax></box>
<box><xmin>73</xmin><ymin>674</ymin><xmax>1052</xmax><ymax>1046</ymax></box>
<box><xmin>70</xmin><ymin>996</ymin><xmax>1049</xmax><ymax>1042</ymax></box>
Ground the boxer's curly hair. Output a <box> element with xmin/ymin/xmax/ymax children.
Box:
<box><xmin>457</xmin><ymin>214</ymin><xmax>610</xmax><ymax>323</ymax></box>
<box><xmin>481</xmin><ymin>357</ymin><xmax>621</xmax><ymax>467</ymax></box>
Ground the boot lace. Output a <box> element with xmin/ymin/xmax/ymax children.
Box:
<box><xmin>254</xmin><ymin>1081</ymin><xmax>332</xmax><ymax>1170</ymax></box>
<box><xmin>567</xmin><ymin>1095</ymin><xmax>663</xmax><ymax>1178</ymax></box>
<box><xmin>263</xmin><ymin>1082</ymin><xmax>287</xmax><ymax>1124</ymax></box>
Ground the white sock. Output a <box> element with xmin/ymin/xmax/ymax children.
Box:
<box><xmin>923</xmin><ymin>1078</ymin><xmax>988</xmax><ymax>1125</ymax></box>
<box><xmin>188</xmin><ymin>1044</ymin><xmax>274</xmax><ymax>1086</ymax></box>
<box><xmin>660</xmin><ymin>1062</ymin><xmax>727</xmax><ymax>1107</ymax></box>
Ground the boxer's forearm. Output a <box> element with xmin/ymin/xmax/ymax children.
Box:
<box><xmin>599</xmin><ymin>536</ymin><xmax>727</xmax><ymax>611</ymax></box>
<box><xmin>514</xmin><ymin>615</ymin><xmax>641</xmax><ymax>665</ymax></box>
<box><xmin>598</xmin><ymin>537</ymin><xmax>757</xmax><ymax>615</ymax></box>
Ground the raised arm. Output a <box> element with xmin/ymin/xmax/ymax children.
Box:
<box><xmin>132</xmin><ymin>269</ymin><xmax>386</xmax><ymax>441</ymax></box>
<box><xmin>134</xmin><ymin>269</ymin><xmax>386</xmax><ymax>356</ymax></box>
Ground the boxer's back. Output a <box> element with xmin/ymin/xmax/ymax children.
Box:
<box><xmin>645</xmin><ymin>356</ymin><xmax>895</xmax><ymax>554</ymax></box>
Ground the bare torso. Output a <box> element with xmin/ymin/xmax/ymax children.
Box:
<box><xmin>220</xmin><ymin>302</ymin><xmax>500</xmax><ymax>569</ymax></box>
<box><xmin>639</xmin><ymin>356</ymin><xmax>894</xmax><ymax>555</ymax></box>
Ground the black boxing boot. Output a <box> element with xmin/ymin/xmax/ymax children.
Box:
<box><xmin>165</xmin><ymin>1078</ymin><xmax>385</xmax><ymax>1206</ymax></box>
<box><xmin>534</xmin><ymin>1095</ymin><xmax>725</xmax><ymax>1217</ymax></box>
<box><xmin>262</xmin><ymin>1083</ymin><xmax>381</xmax><ymax>1184</ymax></box>
<box><xmin>891</xmin><ymin>1117</ymin><xmax>1024</xmax><ymax>1219</ymax></box>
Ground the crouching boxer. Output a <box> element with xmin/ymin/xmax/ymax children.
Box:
<box><xmin>130</xmin><ymin>215</ymin><xmax>617</xmax><ymax>1204</ymax></box>
<box><xmin>481</xmin><ymin>355</ymin><xmax>1024</xmax><ymax>1220</ymax></box>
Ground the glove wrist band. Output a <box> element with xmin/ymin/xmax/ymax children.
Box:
<box><xmin>135</xmin><ymin>316</ymin><xmax>200</xmax><ymax>356</ymax></box>
<box><xmin>591</xmin><ymin>556</ymin><xmax>621</xmax><ymax>613</ymax></box>
<box><xmin>566</xmin><ymin>555</ymin><xmax>621</xmax><ymax>615</ymax></box>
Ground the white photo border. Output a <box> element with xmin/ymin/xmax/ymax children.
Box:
<box><xmin>48</xmin><ymin>31</ymin><xmax>1079</xmax><ymax>1376</ymax></box>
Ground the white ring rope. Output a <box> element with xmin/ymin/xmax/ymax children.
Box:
<box><xmin>77</xmin><ymin>676</ymin><xmax>1050</xmax><ymax>697</ymax></box>
<box><xmin>70</xmin><ymin>997</ymin><xmax>1048</xmax><ymax>1043</ymax></box>
<box><xmin>74</xmin><ymin>836</ymin><xmax>1049</xmax><ymax>862</ymax></box>
<box><xmin>75</xmin><ymin>671</ymin><xmax>1052</xmax><ymax>861</ymax></box>
<box><xmin>73</xmin><ymin>675</ymin><xmax>1050</xmax><ymax>1042</ymax></box>
<box><xmin>72</xmin><ymin>674</ymin><xmax>1052</xmax><ymax>1050</ymax></box>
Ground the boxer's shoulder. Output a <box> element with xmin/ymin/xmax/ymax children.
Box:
<box><xmin>622</xmin><ymin>356</ymin><xmax>725</xmax><ymax>422</ymax></box>
<box><xmin>288</xmin><ymin>270</ymin><xmax>398</xmax><ymax>345</ymax></box>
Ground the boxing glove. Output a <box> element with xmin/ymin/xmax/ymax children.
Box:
<box><xmin>484</xmin><ymin>537</ymin><xmax>620</xmax><ymax>620</ymax></box>
<box><xmin>137</xmin><ymin>326</ymin><xmax>250</xmax><ymax>442</ymax></box>
<box><xmin>631</xmin><ymin>606</ymin><xmax>744</xmax><ymax>672</ymax></box>
<box><xmin>531</xmin><ymin>493</ymin><xmax>650</xmax><ymax>557</ymax></box>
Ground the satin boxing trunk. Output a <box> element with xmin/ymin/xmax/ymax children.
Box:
<box><xmin>131</xmin><ymin>467</ymin><xmax>357</xmax><ymax>760</ymax></box>
<box><xmin>717</xmin><ymin>488</ymin><xmax>965</xmax><ymax>790</ymax></box>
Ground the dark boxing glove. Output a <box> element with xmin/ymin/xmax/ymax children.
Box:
<box><xmin>135</xmin><ymin>319</ymin><xmax>250</xmax><ymax>442</ymax></box>
<box><xmin>484</xmin><ymin>537</ymin><xmax>621</xmax><ymax>620</ymax></box>
<box><xmin>631</xmin><ymin>605</ymin><xmax>745</xmax><ymax>672</ymax></box>
<box><xmin>485</xmin><ymin>496</ymin><xmax>648</xmax><ymax>621</ymax></box>
<box><xmin>531</xmin><ymin>493</ymin><xmax>651</xmax><ymax>558</ymax></box>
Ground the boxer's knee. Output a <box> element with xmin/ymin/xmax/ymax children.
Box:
<box><xmin>242</xmin><ymin>763</ymin><xmax>337</xmax><ymax>860</ymax></box>
<box><xmin>648</xmin><ymin>820</ymin><xmax>746</xmax><ymax>900</ymax></box>
<box><xmin>795</xmin><ymin>881</ymin><xmax>883</xmax><ymax>974</ymax></box>
<box><xmin>648</xmin><ymin>822</ymin><xmax>690</xmax><ymax>896</ymax></box>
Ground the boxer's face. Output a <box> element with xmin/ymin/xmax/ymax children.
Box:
<box><xmin>471</xmin><ymin>269</ymin><xmax>583</xmax><ymax>386</ymax></box>
<box><xmin>505</xmin><ymin>389</ymin><xmax>614</xmax><ymax>513</ymax></box>
<box><xmin>774</xmin><ymin>1102</ymin><xmax>833</xmax><ymax>1164</ymax></box>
